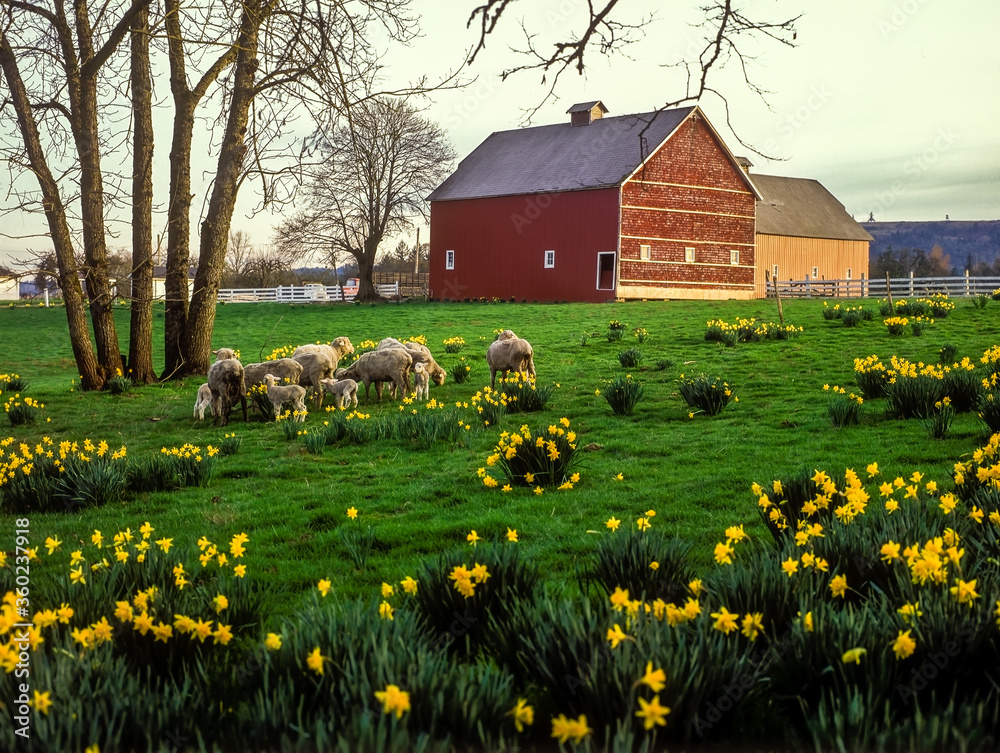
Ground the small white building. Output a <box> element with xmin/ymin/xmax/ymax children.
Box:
<box><xmin>0</xmin><ymin>269</ymin><xmax>20</xmax><ymax>300</ymax></box>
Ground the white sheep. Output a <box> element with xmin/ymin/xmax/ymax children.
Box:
<box><xmin>412</xmin><ymin>362</ymin><xmax>430</xmax><ymax>400</ymax></box>
<box><xmin>292</xmin><ymin>336</ymin><xmax>355</xmax><ymax>371</ymax></box>
<box><xmin>243</xmin><ymin>358</ymin><xmax>303</xmax><ymax>391</ymax></box>
<box><xmin>334</xmin><ymin>348</ymin><xmax>412</xmax><ymax>404</ymax></box>
<box><xmin>377</xmin><ymin>338</ymin><xmax>447</xmax><ymax>389</ymax></box>
<box><xmin>486</xmin><ymin>331</ymin><xmax>536</xmax><ymax>388</ymax></box>
<box><xmin>318</xmin><ymin>377</ymin><xmax>359</xmax><ymax>410</ymax></box>
<box><xmin>208</xmin><ymin>350</ymin><xmax>248</xmax><ymax>426</ymax></box>
<box><xmin>263</xmin><ymin>374</ymin><xmax>308</xmax><ymax>422</ymax></box>
<box><xmin>292</xmin><ymin>350</ymin><xmax>337</xmax><ymax>408</ymax></box>
<box><xmin>193</xmin><ymin>383</ymin><xmax>214</xmax><ymax>420</ymax></box>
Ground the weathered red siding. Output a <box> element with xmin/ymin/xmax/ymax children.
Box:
<box><xmin>617</xmin><ymin>115</ymin><xmax>757</xmax><ymax>298</ymax></box>
<box><xmin>429</xmin><ymin>188</ymin><xmax>620</xmax><ymax>303</ymax></box>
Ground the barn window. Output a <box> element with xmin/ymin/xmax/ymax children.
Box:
<box><xmin>846</xmin><ymin>268</ymin><xmax>852</xmax><ymax>280</ymax></box>
<box><xmin>811</xmin><ymin>266</ymin><xmax>818</xmax><ymax>279</ymax></box>
<box><xmin>596</xmin><ymin>252</ymin><xmax>616</xmax><ymax>290</ymax></box>
<box><xmin>639</xmin><ymin>244</ymin><xmax>650</xmax><ymax>261</ymax></box>
<box><xmin>445</xmin><ymin>250</ymin><xmax>455</xmax><ymax>270</ymax></box>
<box><xmin>544</xmin><ymin>249</ymin><xmax>555</xmax><ymax>268</ymax></box>
<box><xmin>684</xmin><ymin>247</ymin><xmax>695</xmax><ymax>263</ymax></box>
<box><xmin>730</xmin><ymin>250</ymin><xmax>739</xmax><ymax>265</ymax></box>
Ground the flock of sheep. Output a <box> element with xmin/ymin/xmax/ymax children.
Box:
<box><xmin>194</xmin><ymin>330</ymin><xmax>536</xmax><ymax>426</ymax></box>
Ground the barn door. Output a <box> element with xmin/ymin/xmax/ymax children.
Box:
<box><xmin>596</xmin><ymin>252</ymin><xmax>616</xmax><ymax>290</ymax></box>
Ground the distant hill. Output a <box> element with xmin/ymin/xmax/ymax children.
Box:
<box><xmin>862</xmin><ymin>220</ymin><xmax>1000</xmax><ymax>271</ymax></box>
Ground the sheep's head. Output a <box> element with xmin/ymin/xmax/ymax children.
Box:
<box><xmin>213</xmin><ymin>347</ymin><xmax>237</xmax><ymax>361</ymax></box>
<box><xmin>319</xmin><ymin>378</ymin><xmax>336</xmax><ymax>389</ymax></box>
<box><xmin>332</xmin><ymin>336</ymin><xmax>354</xmax><ymax>353</ymax></box>
<box><xmin>263</xmin><ymin>374</ymin><xmax>277</xmax><ymax>386</ymax></box>
<box><xmin>496</xmin><ymin>329</ymin><xmax>517</xmax><ymax>341</ymax></box>
<box><xmin>432</xmin><ymin>369</ymin><xmax>447</xmax><ymax>386</ymax></box>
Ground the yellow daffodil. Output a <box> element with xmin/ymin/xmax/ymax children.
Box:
<box><xmin>637</xmin><ymin>661</ymin><xmax>667</xmax><ymax>693</ymax></box>
<box><xmin>635</xmin><ymin>695</ymin><xmax>671</xmax><ymax>730</ymax></box>
<box><xmin>892</xmin><ymin>629</ymin><xmax>916</xmax><ymax>659</ymax></box>
<box><xmin>374</xmin><ymin>684</ymin><xmax>411</xmax><ymax>718</ymax></box>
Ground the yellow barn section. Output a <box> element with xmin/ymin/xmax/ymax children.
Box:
<box><xmin>744</xmin><ymin>168</ymin><xmax>872</xmax><ymax>298</ymax></box>
<box><xmin>754</xmin><ymin>234</ymin><xmax>871</xmax><ymax>297</ymax></box>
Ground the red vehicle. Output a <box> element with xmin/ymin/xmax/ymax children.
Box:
<box><xmin>342</xmin><ymin>278</ymin><xmax>360</xmax><ymax>298</ymax></box>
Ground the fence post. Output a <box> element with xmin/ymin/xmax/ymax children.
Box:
<box><xmin>965</xmin><ymin>269</ymin><xmax>970</xmax><ymax>297</ymax></box>
<box><xmin>909</xmin><ymin>272</ymin><xmax>914</xmax><ymax>297</ymax></box>
<box><xmin>861</xmin><ymin>272</ymin><xmax>867</xmax><ymax>299</ymax></box>
<box><xmin>886</xmin><ymin>273</ymin><xmax>893</xmax><ymax>309</ymax></box>
<box><xmin>805</xmin><ymin>275</ymin><xmax>811</xmax><ymax>298</ymax></box>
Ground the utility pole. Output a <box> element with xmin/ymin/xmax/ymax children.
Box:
<box><xmin>413</xmin><ymin>227</ymin><xmax>420</xmax><ymax>275</ymax></box>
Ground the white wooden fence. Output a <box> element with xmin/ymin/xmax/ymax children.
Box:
<box><xmin>216</xmin><ymin>282</ymin><xmax>398</xmax><ymax>304</ymax></box>
<box><xmin>769</xmin><ymin>273</ymin><xmax>1000</xmax><ymax>299</ymax></box>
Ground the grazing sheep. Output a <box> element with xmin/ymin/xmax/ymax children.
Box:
<box><xmin>208</xmin><ymin>350</ymin><xmax>248</xmax><ymax>427</ymax></box>
<box><xmin>292</xmin><ymin>336</ymin><xmax>355</xmax><ymax>371</ymax></box>
<box><xmin>243</xmin><ymin>358</ymin><xmax>303</xmax><ymax>391</ymax></box>
<box><xmin>212</xmin><ymin>347</ymin><xmax>237</xmax><ymax>361</ymax></box>
<box><xmin>412</xmin><ymin>362</ymin><xmax>430</xmax><ymax>401</ymax></box>
<box><xmin>318</xmin><ymin>377</ymin><xmax>359</xmax><ymax>410</ymax></box>
<box><xmin>292</xmin><ymin>350</ymin><xmax>337</xmax><ymax>408</ymax></box>
<box><xmin>487</xmin><ymin>331</ymin><xmax>536</xmax><ymax>388</ymax></box>
<box><xmin>193</xmin><ymin>383</ymin><xmax>214</xmax><ymax>420</ymax></box>
<box><xmin>377</xmin><ymin>338</ymin><xmax>447</xmax><ymax>389</ymax></box>
<box><xmin>263</xmin><ymin>374</ymin><xmax>308</xmax><ymax>421</ymax></box>
<box><xmin>334</xmin><ymin>348</ymin><xmax>412</xmax><ymax>404</ymax></box>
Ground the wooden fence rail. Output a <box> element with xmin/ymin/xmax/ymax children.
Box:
<box><xmin>769</xmin><ymin>274</ymin><xmax>1000</xmax><ymax>299</ymax></box>
<box><xmin>217</xmin><ymin>282</ymin><xmax>399</xmax><ymax>304</ymax></box>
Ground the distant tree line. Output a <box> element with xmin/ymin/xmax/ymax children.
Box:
<box><xmin>870</xmin><ymin>244</ymin><xmax>1000</xmax><ymax>279</ymax></box>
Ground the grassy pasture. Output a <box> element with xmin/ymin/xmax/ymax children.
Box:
<box><xmin>1</xmin><ymin>296</ymin><xmax>996</xmax><ymax>615</ymax></box>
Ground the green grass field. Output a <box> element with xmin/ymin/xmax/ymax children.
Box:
<box><xmin>2</xmin><ymin>296</ymin><xmax>996</xmax><ymax>616</ymax></box>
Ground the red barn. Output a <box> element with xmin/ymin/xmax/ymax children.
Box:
<box><xmin>428</xmin><ymin>102</ymin><xmax>761</xmax><ymax>302</ymax></box>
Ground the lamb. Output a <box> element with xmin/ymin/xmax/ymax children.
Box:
<box><xmin>412</xmin><ymin>362</ymin><xmax>430</xmax><ymax>401</ymax></box>
<box><xmin>207</xmin><ymin>349</ymin><xmax>248</xmax><ymax>427</ymax></box>
<box><xmin>292</xmin><ymin>350</ymin><xmax>337</xmax><ymax>408</ymax></box>
<box><xmin>292</xmin><ymin>336</ymin><xmax>355</xmax><ymax>371</ymax></box>
<box><xmin>334</xmin><ymin>348</ymin><xmax>412</xmax><ymax>404</ymax></box>
<box><xmin>377</xmin><ymin>338</ymin><xmax>447</xmax><ymax>389</ymax></box>
<box><xmin>263</xmin><ymin>374</ymin><xmax>308</xmax><ymax>422</ymax></box>
<box><xmin>243</xmin><ymin>358</ymin><xmax>303</xmax><ymax>390</ymax></box>
<box><xmin>193</xmin><ymin>383</ymin><xmax>214</xmax><ymax>420</ymax></box>
<box><xmin>486</xmin><ymin>331</ymin><xmax>536</xmax><ymax>388</ymax></box>
<box><xmin>318</xmin><ymin>377</ymin><xmax>359</xmax><ymax>410</ymax></box>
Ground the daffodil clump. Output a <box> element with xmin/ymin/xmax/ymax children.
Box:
<box><xmin>706</xmin><ymin>317</ymin><xmax>802</xmax><ymax>344</ymax></box>
<box><xmin>823</xmin><ymin>383</ymin><xmax>864</xmax><ymax>427</ymax></box>
<box><xmin>821</xmin><ymin>302</ymin><xmax>843</xmax><ymax>320</ymax></box>
<box><xmin>0</xmin><ymin>372</ymin><xmax>26</xmax><ymax>391</ymax></box>
<box><xmin>481</xmin><ymin>418</ymin><xmax>580</xmax><ymax>490</ymax></box>
<box><xmin>884</xmin><ymin>315</ymin><xmax>909</xmax><ymax>335</ymax></box>
<box><xmin>264</xmin><ymin>344</ymin><xmax>295</xmax><ymax>361</ymax></box>
<box><xmin>839</xmin><ymin>305</ymin><xmax>872</xmax><ymax>327</ymax></box>
<box><xmin>469</xmin><ymin>385</ymin><xmax>511</xmax><ymax>426</ymax></box>
<box><xmin>442</xmin><ymin>336</ymin><xmax>465</xmax><ymax>353</ymax></box>
<box><xmin>497</xmin><ymin>371</ymin><xmax>554</xmax><ymax>413</ymax></box>
<box><xmin>450</xmin><ymin>355</ymin><xmax>473</xmax><ymax>384</ymax></box>
<box><xmin>607</xmin><ymin>318</ymin><xmax>628</xmax><ymax>342</ymax></box>
<box><xmin>1</xmin><ymin>436</ymin><xmax>131</xmax><ymax>512</ymax></box>
<box><xmin>678</xmin><ymin>373</ymin><xmax>736</xmax><ymax>416</ymax></box>
<box><xmin>4</xmin><ymin>393</ymin><xmax>45</xmax><ymax>426</ymax></box>
<box><xmin>247</xmin><ymin>382</ymin><xmax>276</xmax><ymax>419</ymax></box>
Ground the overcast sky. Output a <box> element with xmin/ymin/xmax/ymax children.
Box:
<box><xmin>2</xmin><ymin>0</ymin><xmax>998</xmax><ymax>263</ymax></box>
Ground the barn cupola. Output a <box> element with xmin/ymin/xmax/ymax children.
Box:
<box><xmin>567</xmin><ymin>101</ymin><xmax>608</xmax><ymax>126</ymax></box>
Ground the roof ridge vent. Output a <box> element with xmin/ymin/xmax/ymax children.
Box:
<box><xmin>567</xmin><ymin>100</ymin><xmax>608</xmax><ymax>127</ymax></box>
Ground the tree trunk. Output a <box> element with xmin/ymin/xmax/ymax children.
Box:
<box><xmin>74</xmin><ymin>13</ymin><xmax>124</xmax><ymax>380</ymax></box>
<box><xmin>355</xmin><ymin>252</ymin><xmax>383</xmax><ymax>302</ymax></box>
<box><xmin>162</xmin><ymin>97</ymin><xmax>196</xmax><ymax>378</ymax></box>
<box><xmin>181</xmin><ymin>3</ymin><xmax>263</xmax><ymax>375</ymax></box>
<box><xmin>128</xmin><ymin>7</ymin><xmax>155</xmax><ymax>384</ymax></box>
<box><xmin>0</xmin><ymin>30</ymin><xmax>102</xmax><ymax>389</ymax></box>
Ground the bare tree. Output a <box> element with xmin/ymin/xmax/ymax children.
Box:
<box><xmin>467</xmin><ymin>0</ymin><xmax>799</xmax><ymax>153</ymax></box>
<box><xmin>273</xmin><ymin>97</ymin><xmax>454</xmax><ymax>302</ymax></box>
<box><xmin>226</xmin><ymin>230</ymin><xmax>255</xmax><ymax>280</ymax></box>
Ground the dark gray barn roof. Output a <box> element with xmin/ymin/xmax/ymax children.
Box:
<box><xmin>754</xmin><ymin>174</ymin><xmax>874</xmax><ymax>242</ymax></box>
<box><xmin>428</xmin><ymin>107</ymin><xmax>698</xmax><ymax>202</ymax></box>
